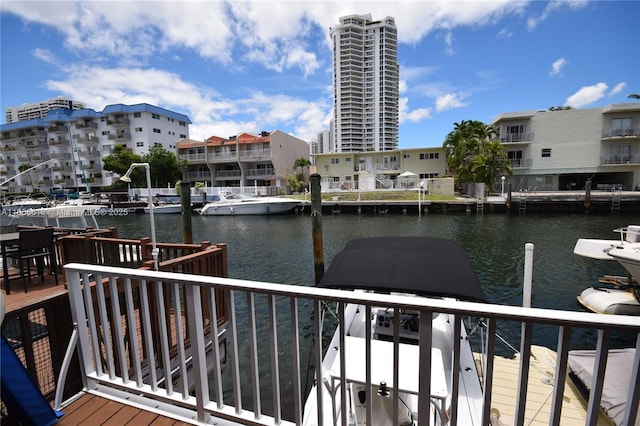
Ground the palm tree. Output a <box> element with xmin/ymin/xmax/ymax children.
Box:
<box><xmin>443</xmin><ymin>120</ymin><xmax>512</xmax><ymax>192</ymax></box>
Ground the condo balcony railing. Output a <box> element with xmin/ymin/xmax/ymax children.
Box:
<box><xmin>602</xmin><ymin>128</ymin><xmax>640</xmax><ymax>138</ymax></box>
<box><xmin>106</xmin><ymin>118</ymin><xmax>131</xmax><ymax>127</ymax></box>
<box><xmin>74</xmin><ymin>121</ymin><xmax>98</xmax><ymax>130</ymax></box>
<box><xmin>187</xmin><ymin>170</ymin><xmax>212</xmax><ymax>181</ymax></box>
<box><xmin>48</xmin><ymin>125</ymin><xmax>69</xmax><ymax>134</ymax></box>
<box><xmin>601</xmin><ymin>153</ymin><xmax>640</xmax><ymax>165</ymax></box>
<box><xmin>501</xmin><ymin>133</ymin><xmax>534</xmax><ymax>143</ymax></box>
<box><xmin>246</xmin><ymin>167</ymin><xmax>274</xmax><ymax>177</ymax></box>
<box><xmin>181</xmin><ymin>153</ymin><xmax>207</xmax><ymax>162</ymax></box>
<box><xmin>239</xmin><ymin>148</ymin><xmax>271</xmax><ymax>160</ymax></box>
<box><xmin>211</xmin><ymin>152</ymin><xmax>238</xmax><ymax>161</ymax></box>
<box><xmin>510</xmin><ymin>158</ymin><xmax>533</xmax><ymax>168</ymax></box>
<box><xmin>215</xmin><ymin>169</ymin><xmax>242</xmax><ymax>178</ymax></box>
<box><xmin>56</xmin><ymin>263</ymin><xmax>640</xmax><ymax>426</ymax></box>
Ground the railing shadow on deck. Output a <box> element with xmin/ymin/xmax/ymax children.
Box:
<box><xmin>0</xmin><ymin>233</ymin><xmax>229</xmax><ymax>424</ymax></box>
<box><xmin>57</xmin><ymin>264</ymin><xmax>640</xmax><ymax>426</ymax></box>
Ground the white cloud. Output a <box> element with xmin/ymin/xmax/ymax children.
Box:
<box><xmin>399</xmin><ymin>97</ymin><xmax>431</xmax><ymax>124</ymax></box>
<box><xmin>609</xmin><ymin>82</ymin><xmax>626</xmax><ymax>97</ymax></box>
<box><xmin>549</xmin><ymin>58</ymin><xmax>568</xmax><ymax>76</ymax></box>
<box><xmin>527</xmin><ymin>0</ymin><xmax>588</xmax><ymax>31</ymax></box>
<box><xmin>435</xmin><ymin>93</ymin><xmax>468</xmax><ymax>112</ymax></box>
<box><xmin>565</xmin><ymin>83</ymin><xmax>608</xmax><ymax>108</ymax></box>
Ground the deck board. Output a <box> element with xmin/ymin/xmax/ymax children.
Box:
<box><xmin>477</xmin><ymin>345</ymin><xmax>612</xmax><ymax>425</ymax></box>
<box><xmin>56</xmin><ymin>393</ymin><xmax>193</xmax><ymax>426</ymax></box>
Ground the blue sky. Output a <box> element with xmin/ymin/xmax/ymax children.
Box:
<box><xmin>1</xmin><ymin>1</ymin><xmax>638</xmax><ymax>148</ymax></box>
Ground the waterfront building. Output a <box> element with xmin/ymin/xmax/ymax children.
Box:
<box><xmin>177</xmin><ymin>130</ymin><xmax>310</xmax><ymax>193</ymax></box>
<box><xmin>0</xmin><ymin>103</ymin><xmax>191</xmax><ymax>192</ymax></box>
<box><xmin>330</xmin><ymin>14</ymin><xmax>399</xmax><ymax>153</ymax></box>
<box><xmin>313</xmin><ymin>147</ymin><xmax>445</xmax><ymax>192</ymax></box>
<box><xmin>491</xmin><ymin>103</ymin><xmax>640</xmax><ymax>192</ymax></box>
<box><xmin>4</xmin><ymin>97</ymin><xmax>86</xmax><ymax>124</ymax></box>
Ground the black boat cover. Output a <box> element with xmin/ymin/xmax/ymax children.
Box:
<box><xmin>318</xmin><ymin>236</ymin><xmax>486</xmax><ymax>302</ymax></box>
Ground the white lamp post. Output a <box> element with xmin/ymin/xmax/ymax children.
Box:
<box><xmin>501</xmin><ymin>176</ymin><xmax>506</xmax><ymax>196</ymax></box>
<box><xmin>120</xmin><ymin>163</ymin><xmax>158</xmax><ymax>270</ymax></box>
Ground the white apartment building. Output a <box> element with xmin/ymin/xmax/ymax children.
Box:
<box><xmin>314</xmin><ymin>147</ymin><xmax>445</xmax><ymax>191</ymax></box>
<box><xmin>315</xmin><ymin>102</ymin><xmax>640</xmax><ymax>193</ymax></box>
<box><xmin>330</xmin><ymin>14</ymin><xmax>399</xmax><ymax>152</ymax></box>
<box><xmin>0</xmin><ymin>103</ymin><xmax>190</xmax><ymax>192</ymax></box>
<box><xmin>492</xmin><ymin>103</ymin><xmax>640</xmax><ymax>192</ymax></box>
<box><xmin>5</xmin><ymin>97</ymin><xmax>87</xmax><ymax>124</ymax></box>
<box><xmin>177</xmin><ymin>130</ymin><xmax>310</xmax><ymax>194</ymax></box>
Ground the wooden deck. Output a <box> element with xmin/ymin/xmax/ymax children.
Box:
<box><xmin>2</xmin><ymin>269</ymin><xmax>67</xmax><ymax>313</ymax></box>
<box><xmin>476</xmin><ymin>345</ymin><xmax>612</xmax><ymax>425</ymax></box>
<box><xmin>56</xmin><ymin>392</ymin><xmax>194</xmax><ymax>425</ymax></box>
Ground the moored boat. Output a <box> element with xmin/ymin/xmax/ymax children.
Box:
<box><xmin>198</xmin><ymin>191</ymin><xmax>300</xmax><ymax>215</ymax></box>
<box><xmin>303</xmin><ymin>236</ymin><xmax>486</xmax><ymax>426</ymax></box>
<box><xmin>574</xmin><ymin>225</ymin><xmax>640</xmax><ymax>315</ymax></box>
<box><xmin>144</xmin><ymin>202</ymin><xmax>182</xmax><ymax>214</ymax></box>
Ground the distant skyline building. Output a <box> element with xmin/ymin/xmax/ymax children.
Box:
<box><xmin>330</xmin><ymin>14</ymin><xmax>399</xmax><ymax>152</ymax></box>
<box><xmin>5</xmin><ymin>97</ymin><xmax>87</xmax><ymax>123</ymax></box>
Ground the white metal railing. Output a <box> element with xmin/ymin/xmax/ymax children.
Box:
<box><xmin>60</xmin><ymin>264</ymin><xmax>640</xmax><ymax>426</ymax></box>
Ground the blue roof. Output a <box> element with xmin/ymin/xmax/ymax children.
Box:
<box><xmin>1</xmin><ymin>118</ymin><xmax>46</xmax><ymax>131</ymax></box>
<box><xmin>2</xmin><ymin>102</ymin><xmax>191</xmax><ymax>131</ymax></box>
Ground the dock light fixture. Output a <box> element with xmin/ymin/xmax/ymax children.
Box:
<box><xmin>120</xmin><ymin>163</ymin><xmax>158</xmax><ymax>270</ymax></box>
<box><xmin>501</xmin><ymin>176</ymin><xmax>506</xmax><ymax>196</ymax></box>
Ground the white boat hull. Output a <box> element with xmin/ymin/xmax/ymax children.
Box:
<box><xmin>577</xmin><ymin>286</ymin><xmax>640</xmax><ymax>315</ymax></box>
<box><xmin>606</xmin><ymin>247</ymin><xmax>640</xmax><ymax>283</ymax></box>
<box><xmin>144</xmin><ymin>204</ymin><xmax>182</xmax><ymax>214</ymax></box>
<box><xmin>199</xmin><ymin>198</ymin><xmax>300</xmax><ymax>215</ymax></box>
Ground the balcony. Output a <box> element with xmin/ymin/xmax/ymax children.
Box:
<box><xmin>42</xmin><ymin>262</ymin><xmax>640</xmax><ymax>426</ymax></box>
<box><xmin>73</xmin><ymin>135</ymin><xmax>99</xmax><ymax>145</ymax></box>
<box><xmin>74</xmin><ymin>121</ymin><xmax>98</xmax><ymax>130</ymax></box>
<box><xmin>106</xmin><ymin>117</ymin><xmax>130</xmax><ymax>127</ymax></box>
<box><xmin>180</xmin><ymin>152</ymin><xmax>207</xmax><ymax>163</ymax></box>
<box><xmin>602</xmin><ymin>128</ymin><xmax>640</xmax><ymax>139</ymax></box>
<box><xmin>215</xmin><ymin>169</ymin><xmax>241</xmax><ymax>178</ymax></box>
<box><xmin>245</xmin><ymin>167</ymin><xmax>274</xmax><ymax>178</ymax></box>
<box><xmin>510</xmin><ymin>158</ymin><xmax>533</xmax><ymax>168</ymax></box>
<box><xmin>239</xmin><ymin>148</ymin><xmax>271</xmax><ymax>160</ymax></box>
<box><xmin>211</xmin><ymin>152</ymin><xmax>238</xmax><ymax>161</ymax></box>
<box><xmin>187</xmin><ymin>170</ymin><xmax>211</xmax><ymax>181</ymax></box>
<box><xmin>501</xmin><ymin>133</ymin><xmax>534</xmax><ymax>144</ymax></box>
<box><xmin>107</xmin><ymin>132</ymin><xmax>131</xmax><ymax>141</ymax></box>
<box><xmin>49</xmin><ymin>138</ymin><xmax>70</xmax><ymax>147</ymax></box>
<box><xmin>48</xmin><ymin>125</ymin><xmax>69</xmax><ymax>134</ymax></box>
<box><xmin>601</xmin><ymin>154</ymin><xmax>640</xmax><ymax>165</ymax></box>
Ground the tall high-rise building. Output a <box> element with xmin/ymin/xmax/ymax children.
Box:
<box><xmin>330</xmin><ymin>14</ymin><xmax>399</xmax><ymax>152</ymax></box>
<box><xmin>5</xmin><ymin>97</ymin><xmax>87</xmax><ymax>123</ymax></box>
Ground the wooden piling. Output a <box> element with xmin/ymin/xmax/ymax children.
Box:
<box><xmin>310</xmin><ymin>174</ymin><xmax>324</xmax><ymax>284</ymax></box>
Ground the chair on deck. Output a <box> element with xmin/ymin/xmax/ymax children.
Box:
<box><xmin>6</xmin><ymin>228</ymin><xmax>59</xmax><ymax>293</ymax></box>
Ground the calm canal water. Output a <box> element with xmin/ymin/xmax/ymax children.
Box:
<box><xmin>98</xmin><ymin>210</ymin><xmax>636</xmax><ymax>311</ymax></box>
<box><xmin>96</xmin><ymin>210</ymin><xmax>638</xmax><ymax>418</ymax></box>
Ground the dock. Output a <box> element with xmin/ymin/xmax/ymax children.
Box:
<box><xmin>476</xmin><ymin>345</ymin><xmax>611</xmax><ymax>425</ymax></box>
<box><xmin>308</xmin><ymin>190</ymin><xmax>640</xmax><ymax>214</ymax></box>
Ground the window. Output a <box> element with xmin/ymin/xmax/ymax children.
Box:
<box><xmin>179</xmin><ymin>121</ymin><xmax>186</xmax><ymax>127</ymax></box>
<box><xmin>331</xmin><ymin>158</ymin><xmax>340</xmax><ymax>164</ymax></box>
<box><xmin>136</xmin><ymin>141</ymin><xmax>144</xmax><ymax>147</ymax></box>
<box><xmin>153</xmin><ymin>128</ymin><xmax>161</xmax><ymax>134</ymax></box>
<box><xmin>180</xmin><ymin>134</ymin><xmax>187</xmax><ymax>139</ymax></box>
<box><xmin>135</xmin><ymin>127</ymin><xmax>143</xmax><ymax>132</ymax></box>
<box><xmin>507</xmin><ymin>150</ymin><xmax>523</xmax><ymax>167</ymax></box>
<box><xmin>612</xmin><ymin>118</ymin><xmax>632</xmax><ymax>136</ymax></box>
<box><xmin>133</xmin><ymin>112</ymin><xmax>141</xmax><ymax>118</ymax></box>
<box><xmin>403</xmin><ymin>154</ymin><xmax>410</xmax><ymax>159</ymax></box>
<box><xmin>541</xmin><ymin>148</ymin><xmax>551</xmax><ymax>158</ymax></box>
<box><xmin>151</xmin><ymin>113</ymin><xmax>160</xmax><ymax>120</ymax></box>
<box><xmin>345</xmin><ymin>157</ymin><xmax>351</xmax><ymax>162</ymax></box>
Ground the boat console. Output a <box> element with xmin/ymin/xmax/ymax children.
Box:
<box><xmin>374</xmin><ymin>309</ymin><xmax>420</xmax><ymax>341</ymax></box>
